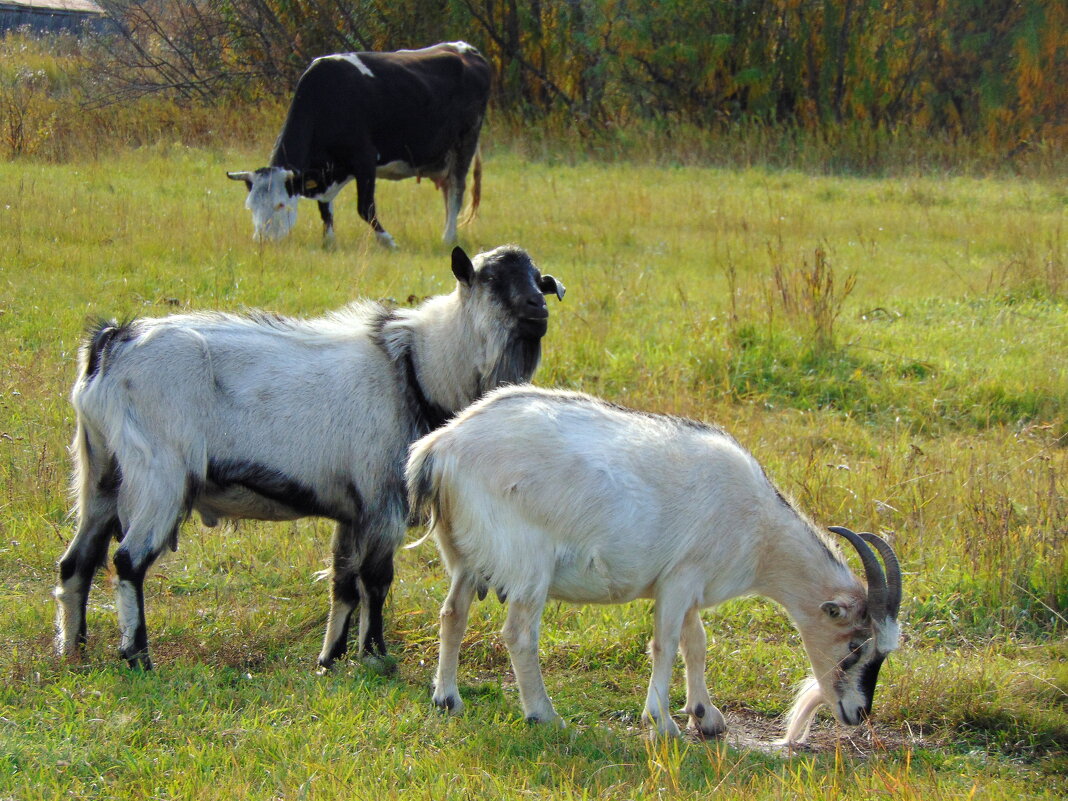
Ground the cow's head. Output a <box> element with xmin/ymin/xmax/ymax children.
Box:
<box><xmin>227</xmin><ymin>167</ymin><xmax>299</xmax><ymax>241</ymax></box>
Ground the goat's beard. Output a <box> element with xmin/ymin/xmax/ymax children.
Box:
<box><xmin>778</xmin><ymin>676</ymin><xmax>825</xmax><ymax>746</ymax></box>
<box><xmin>480</xmin><ymin>332</ymin><xmax>542</xmax><ymax>394</ymax></box>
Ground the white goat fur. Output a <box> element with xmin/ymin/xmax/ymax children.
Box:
<box><xmin>56</xmin><ymin>246</ymin><xmax>562</xmax><ymax>670</ymax></box>
<box><xmin>407</xmin><ymin>385</ymin><xmax>900</xmax><ymax>742</ymax></box>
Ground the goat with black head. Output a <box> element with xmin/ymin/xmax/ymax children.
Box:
<box><xmin>55</xmin><ymin>247</ymin><xmax>564</xmax><ymax>671</ymax></box>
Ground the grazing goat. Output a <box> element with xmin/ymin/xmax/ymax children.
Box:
<box><xmin>55</xmin><ymin>246</ymin><xmax>565</xmax><ymax>670</ymax></box>
<box><xmin>406</xmin><ymin>386</ymin><xmax>902</xmax><ymax>743</ymax></box>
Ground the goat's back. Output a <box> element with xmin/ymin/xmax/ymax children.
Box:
<box><xmin>407</xmin><ymin>385</ymin><xmax>772</xmax><ymax>604</ymax></box>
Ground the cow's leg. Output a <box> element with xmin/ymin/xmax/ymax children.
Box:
<box><xmin>502</xmin><ymin>595</ymin><xmax>560</xmax><ymax>725</ymax></box>
<box><xmin>55</xmin><ymin>453</ymin><xmax>121</xmax><ymax>657</ymax></box>
<box><xmin>679</xmin><ymin>606</ymin><xmax>726</xmax><ymax>737</ymax></box>
<box><xmin>441</xmin><ymin>171</ymin><xmax>464</xmax><ymax>245</ymax></box>
<box><xmin>643</xmin><ymin>592</ymin><xmax>687</xmax><ymax>737</ymax></box>
<box><xmin>354</xmin><ymin>171</ymin><xmax>396</xmax><ymax>249</ymax></box>
<box><xmin>317</xmin><ymin>521</ymin><xmax>360</xmax><ymax>670</ymax></box>
<box><xmin>317</xmin><ymin>200</ymin><xmax>336</xmax><ymax>246</ymax></box>
<box><xmin>432</xmin><ymin>569</ymin><xmax>477</xmax><ymax>714</ymax></box>
<box><xmin>441</xmin><ymin>131</ymin><xmax>481</xmax><ymax>243</ymax></box>
<box><xmin>111</xmin><ymin>455</ymin><xmax>187</xmax><ymax>670</ymax></box>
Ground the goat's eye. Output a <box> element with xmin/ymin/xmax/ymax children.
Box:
<box><xmin>840</xmin><ymin>640</ymin><xmax>865</xmax><ymax>671</ymax></box>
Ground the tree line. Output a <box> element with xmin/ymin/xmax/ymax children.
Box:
<box><xmin>79</xmin><ymin>0</ymin><xmax>1068</xmax><ymax>149</ymax></box>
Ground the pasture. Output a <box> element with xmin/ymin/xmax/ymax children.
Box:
<box><xmin>0</xmin><ymin>142</ymin><xmax>1065</xmax><ymax>799</ymax></box>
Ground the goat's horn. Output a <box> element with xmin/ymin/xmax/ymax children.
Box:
<box><xmin>829</xmin><ymin>525</ymin><xmax>888</xmax><ymax>622</ymax></box>
<box><xmin>858</xmin><ymin>531</ymin><xmax>902</xmax><ymax>620</ymax></box>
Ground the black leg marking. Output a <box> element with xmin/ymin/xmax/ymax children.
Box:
<box><xmin>57</xmin><ymin>514</ymin><xmax>120</xmax><ymax>650</ymax></box>
<box><xmin>359</xmin><ymin>551</ymin><xmax>394</xmax><ymax>656</ymax></box>
<box><xmin>317</xmin><ymin>200</ymin><xmax>334</xmax><ymax>232</ymax></box>
<box><xmin>318</xmin><ymin>573</ymin><xmax>360</xmax><ymax>669</ymax></box>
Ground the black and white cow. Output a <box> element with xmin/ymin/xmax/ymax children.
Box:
<box><xmin>228</xmin><ymin>42</ymin><xmax>491</xmax><ymax>248</ymax></box>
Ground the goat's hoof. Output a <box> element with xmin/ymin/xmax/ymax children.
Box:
<box><xmin>525</xmin><ymin>712</ymin><xmax>565</xmax><ymax>728</ymax></box>
<box><xmin>360</xmin><ymin>652</ymin><xmax>397</xmax><ymax>675</ymax></box>
<box><xmin>685</xmin><ymin>703</ymin><xmax>727</xmax><ymax>738</ymax></box>
<box><xmin>121</xmin><ymin>649</ymin><xmax>153</xmax><ymax>671</ymax></box>
<box><xmin>433</xmin><ymin>693</ymin><xmax>464</xmax><ymax>715</ymax></box>
<box><xmin>643</xmin><ymin>712</ymin><xmax>682</xmax><ymax>738</ymax></box>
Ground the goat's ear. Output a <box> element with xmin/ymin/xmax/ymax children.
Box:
<box><xmin>227</xmin><ymin>171</ymin><xmax>254</xmax><ymax>191</ymax></box>
<box><xmin>451</xmin><ymin>246</ymin><xmax>475</xmax><ymax>287</ymax></box>
<box><xmin>538</xmin><ymin>274</ymin><xmax>566</xmax><ymax>300</ymax></box>
<box><xmin>820</xmin><ymin>600</ymin><xmax>851</xmax><ymax>621</ymax></box>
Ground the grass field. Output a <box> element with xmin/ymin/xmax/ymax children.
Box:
<box><xmin>0</xmin><ymin>142</ymin><xmax>1065</xmax><ymax>799</ymax></box>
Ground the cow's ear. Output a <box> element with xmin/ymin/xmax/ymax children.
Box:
<box><xmin>538</xmin><ymin>274</ymin><xmax>565</xmax><ymax>300</ymax></box>
<box><xmin>227</xmin><ymin>171</ymin><xmax>254</xmax><ymax>191</ymax></box>
<box><xmin>451</xmin><ymin>246</ymin><xmax>475</xmax><ymax>287</ymax></box>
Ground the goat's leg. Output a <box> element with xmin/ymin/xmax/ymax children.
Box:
<box><xmin>111</xmin><ymin>456</ymin><xmax>186</xmax><ymax>670</ymax></box>
<box><xmin>56</xmin><ymin>424</ymin><xmax>122</xmax><ymax>657</ymax></box>
<box><xmin>432</xmin><ymin>570</ymin><xmax>477</xmax><ymax>714</ymax></box>
<box><xmin>679</xmin><ymin>606</ymin><xmax>726</xmax><ymax>737</ymax></box>
<box><xmin>55</xmin><ymin>490</ymin><xmax>120</xmax><ymax>657</ymax></box>
<box><xmin>502</xmin><ymin>596</ymin><xmax>560</xmax><ymax>725</ymax></box>
<box><xmin>318</xmin><ymin>521</ymin><xmax>360</xmax><ymax>670</ymax></box>
<box><xmin>355</xmin><ymin>542</ymin><xmax>394</xmax><ymax>658</ymax></box>
<box><xmin>643</xmin><ymin>594</ymin><xmax>687</xmax><ymax>737</ymax></box>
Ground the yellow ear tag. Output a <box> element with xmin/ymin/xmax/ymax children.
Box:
<box><xmin>305</xmin><ymin>179</ymin><xmax>318</xmax><ymax>190</ymax></box>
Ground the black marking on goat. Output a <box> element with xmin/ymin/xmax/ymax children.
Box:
<box><xmin>59</xmin><ymin>555</ymin><xmax>78</xmax><ymax>583</ymax></box>
<box><xmin>206</xmin><ymin>458</ymin><xmax>336</xmax><ymax>519</ymax></box>
<box><xmin>444</xmin><ymin>695</ymin><xmax>456</xmax><ymax>711</ymax></box>
<box><xmin>358</xmin><ymin>549</ymin><xmax>395</xmax><ymax>656</ymax></box>
<box><xmin>83</xmin><ymin>319</ymin><xmax>136</xmax><ymax>379</ymax></box>
<box><xmin>368</xmin><ymin>307</ymin><xmax>449</xmax><ymax>435</ymax></box>
<box><xmin>694</xmin><ymin>703</ymin><xmax>706</xmax><ymax>719</ymax></box>
<box><xmin>857</xmin><ymin>653</ymin><xmax>885</xmax><ymax>711</ymax></box>
<box><xmin>98</xmin><ymin>455</ymin><xmax>123</xmax><ymax>495</ymax></box>
<box><xmin>345</xmin><ymin>481</ymin><xmax>366</xmax><ymax>522</ymax></box>
<box><xmin>402</xmin><ymin>348</ymin><xmax>451</xmax><ymax>434</ymax></box>
<box><xmin>839</xmin><ymin>643</ymin><xmax>864</xmax><ymax>673</ymax></box>
<box><xmin>367</xmin><ymin>303</ymin><xmax>395</xmax><ymax>339</ymax></box>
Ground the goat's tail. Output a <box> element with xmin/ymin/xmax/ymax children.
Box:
<box><xmin>70</xmin><ymin>320</ymin><xmax>125</xmax><ymax>516</ymax></box>
<box><xmin>459</xmin><ymin>146</ymin><xmax>482</xmax><ymax>227</ymax></box>
<box><xmin>405</xmin><ymin>433</ymin><xmax>446</xmax><ymax>549</ymax></box>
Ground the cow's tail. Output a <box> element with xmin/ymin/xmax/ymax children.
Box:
<box><xmin>460</xmin><ymin>146</ymin><xmax>482</xmax><ymax>227</ymax></box>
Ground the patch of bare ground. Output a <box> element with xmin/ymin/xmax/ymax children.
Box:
<box><xmin>691</xmin><ymin>710</ymin><xmax>931</xmax><ymax>757</ymax></box>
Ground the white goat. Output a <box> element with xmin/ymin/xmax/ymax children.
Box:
<box><xmin>55</xmin><ymin>246</ymin><xmax>565</xmax><ymax>670</ymax></box>
<box><xmin>406</xmin><ymin>385</ymin><xmax>902</xmax><ymax>743</ymax></box>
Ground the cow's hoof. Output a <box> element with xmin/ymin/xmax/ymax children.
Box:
<box><xmin>376</xmin><ymin>231</ymin><xmax>398</xmax><ymax>249</ymax></box>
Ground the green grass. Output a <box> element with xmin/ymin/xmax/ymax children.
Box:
<box><xmin>0</xmin><ymin>144</ymin><xmax>1066</xmax><ymax>799</ymax></box>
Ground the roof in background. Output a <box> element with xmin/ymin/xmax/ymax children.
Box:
<box><xmin>0</xmin><ymin>1</ymin><xmax>105</xmax><ymax>13</ymax></box>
